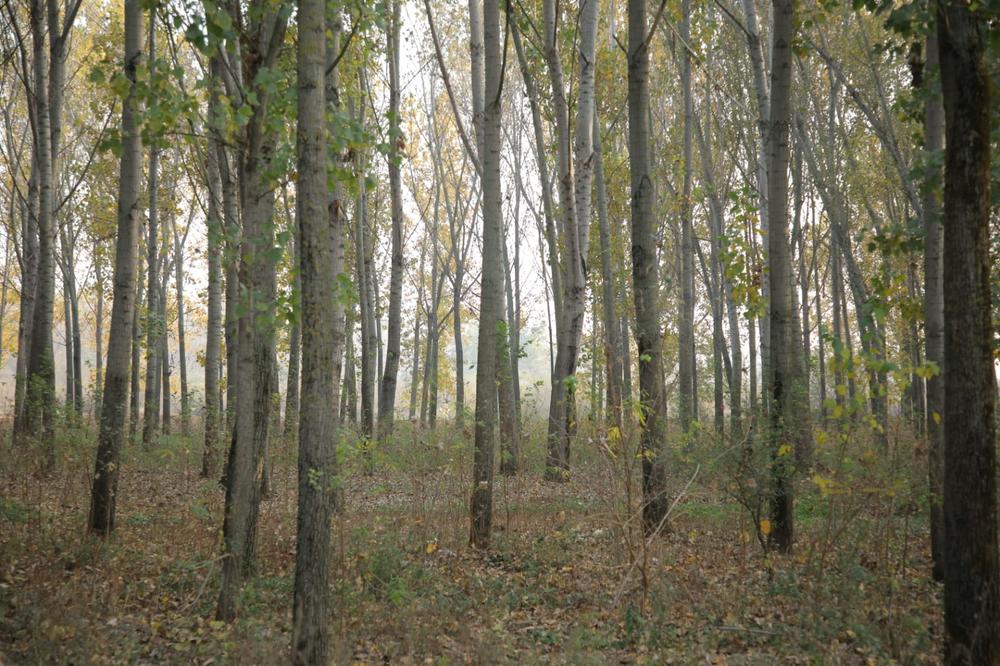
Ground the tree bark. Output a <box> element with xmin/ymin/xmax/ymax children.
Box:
<box><xmin>544</xmin><ymin>0</ymin><xmax>598</xmax><ymax>480</ymax></box>
<box><xmin>291</xmin><ymin>0</ymin><xmax>338</xmax><ymax>657</ymax></box>
<box><xmin>141</xmin><ymin>21</ymin><xmax>161</xmax><ymax>449</ymax></box>
<box><xmin>938</xmin><ymin>2</ymin><xmax>999</xmax><ymax>661</ymax></box>
<box><xmin>89</xmin><ymin>0</ymin><xmax>142</xmax><ymax>534</ymax></box>
<box><xmin>469</xmin><ymin>0</ymin><xmax>502</xmax><ymax>549</ymax></box>
<box><xmin>677</xmin><ymin>0</ymin><xmax>696</xmax><ymax>432</ymax></box>
<box><xmin>378</xmin><ymin>0</ymin><xmax>405</xmax><ymax>438</ymax></box>
<box><xmin>765</xmin><ymin>0</ymin><xmax>806</xmax><ymax>555</ymax></box>
<box><xmin>628</xmin><ymin>0</ymin><xmax>669</xmax><ymax>530</ymax></box>
<box><xmin>202</xmin><ymin>124</ymin><xmax>224</xmax><ymax>478</ymax></box>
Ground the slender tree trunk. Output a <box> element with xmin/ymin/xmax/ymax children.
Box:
<box><xmin>141</xmin><ymin>21</ymin><xmax>161</xmax><ymax>449</ymax></box>
<box><xmin>628</xmin><ymin>0</ymin><xmax>669</xmax><ymax>530</ymax></box>
<box><xmin>284</xmin><ymin>230</ymin><xmax>301</xmax><ymax>440</ymax></box>
<box><xmin>94</xmin><ymin>245</ymin><xmax>104</xmax><ymax>420</ymax></box>
<box><xmin>89</xmin><ymin>0</ymin><xmax>142</xmax><ymax>534</ymax></box>
<box><xmin>938</xmin><ymin>3</ymin><xmax>999</xmax><ymax>661</ymax></box>
<box><xmin>353</xmin><ymin>128</ymin><xmax>376</xmax><ymax>445</ymax></box>
<box><xmin>13</xmin><ymin>163</ymin><xmax>38</xmax><ymax>442</ymax></box>
<box><xmin>172</xmin><ymin>215</ymin><xmax>189</xmax><ymax>435</ymax></box>
<box><xmin>594</xmin><ymin>107</ymin><xmax>623</xmax><ymax>433</ymax></box>
<box><xmin>409</xmin><ymin>240</ymin><xmax>425</xmax><ymax>422</ymax></box>
<box><xmin>678</xmin><ymin>0</ymin><xmax>696</xmax><ymax>432</ymax></box>
<box><xmin>202</xmin><ymin>126</ymin><xmax>224</xmax><ymax>478</ymax></box>
<box><xmin>378</xmin><ymin>0</ymin><xmax>405</xmax><ymax>438</ymax></box>
<box><xmin>129</xmin><ymin>250</ymin><xmax>143</xmax><ymax>443</ymax></box>
<box><xmin>544</xmin><ymin>0</ymin><xmax>597</xmax><ymax>481</ymax></box>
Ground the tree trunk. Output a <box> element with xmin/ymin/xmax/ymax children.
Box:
<box><xmin>765</xmin><ymin>0</ymin><xmax>806</xmax><ymax>554</ymax></box>
<box><xmin>938</xmin><ymin>3</ymin><xmax>999</xmax><ymax>661</ymax></box>
<box><xmin>202</xmin><ymin>123</ymin><xmax>224</xmax><ymax>478</ymax></box>
<box><xmin>284</xmin><ymin>229</ymin><xmax>301</xmax><ymax>440</ymax></box>
<box><xmin>469</xmin><ymin>0</ymin><xmax>502</xmax><ymax>549</ymax></box>
<box><xmin>25</xmin><ymin>0</ymin><xmax>58</xmax><ymax>458</ymax></box>
<box><xmin>173</xmin><ymin>215</ymin><xmax>189</xmax><ymax>435</ymax></box>
<box><xmin>627</xmin><ymin>0</ymin><xmax>669</xmax><ymax>530</ymax></box>
<box><xmin>13</xmin><ymin>163</ymin><xmax>38</xmax><ymax>443</ymax></box>
<box><xmin>678</xmin><ymin>0</ymin><xmax>696</xmax><ymax>432</ymax></box>
<box><xmin>594</xmin><ymin>107</ymin><xmax>623</xmax><ymax>433</ymax></box>
<box><xmin>544</xmin><ymin>0</ymin><xmax>597</xmax><ymax>481</ymax></box>
<box><xmin>89</xmin><ymin>0</ymin><xmax>142</xmax><ymax>534</ymax></box>
<box><xmin>378</xmin><ymin>0</ymin><xmax>404</xmax><ymax>438</ymax></box>
<box><xmin>291</xmin><ymin>0</ymin><xmax>338</xmax><ymax>657</ymax></box>
<box><xmin>141</xmin><ymin>21</ymin><xmax>161</xmax><ymax>449</ymax></box>
<box><xmin>94</xmin><ymin>244</ymin><xmax>104</xmax><ymax>420</ymax></box>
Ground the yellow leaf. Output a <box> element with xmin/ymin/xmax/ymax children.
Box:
<box><xmin>933</xmin><ymin>411</ymin><xmax>942</xmax><ymax>425</ymax></box>
<box><xmin>425</xmin><ymin>541</ymin><xmax>438</xmax><ymax>555</ymax></box>
<box><xmin>777</xmin><ymin>444</ymin><xmax>793</xmax><ymax>457</ymax></box>
<box><xmin>760</xmin><ymin>519</ymin><xmax>772</xmax><ymax>536</ymax></box>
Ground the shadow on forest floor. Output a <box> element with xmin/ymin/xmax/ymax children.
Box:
<box><xmin>0</xmin><ymin>420</ymin><xmax>942</xmax><ymax>664</ymax></box>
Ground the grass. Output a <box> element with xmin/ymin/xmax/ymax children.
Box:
<box><xmin>0</xmin><ymin>417</ymin><xmax>944</xmax><ymax>664</ymax></box>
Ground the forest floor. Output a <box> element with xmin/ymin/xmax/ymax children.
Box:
<box><xmin>1</xmin><ymin>419</ymin><xmax>942</xmax><ymax>664</ymax></box>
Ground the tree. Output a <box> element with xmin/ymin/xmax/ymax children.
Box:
<box><xmin>627</xmin><ymin>0</ymin><xmax>668</xmax><ymax>530</ymax></box>
<box><xmin>378</xmin><ymin>0</ymin><xmax>405</xmax><ymax>438</ymax></box>
<box><xmin>938</xmin><ymin>0</ymin><xmax>998</xmax><ymax>660</ymax></box>
<box><xmin>89</xmin><ymin>0</ymin><xmax>143</xmax><ymax>535</ymax></box>
<box><xmin>765</xmin><ymin>0</ymin><xmax>807</xmax><ymax>554</ymax></box>
<box><xmin>291</xmin><ymin>0</ymin><xmax>340</xmax><ymax>657</ymax></box>
<box><xmin>141</xmin><ymin>19</ymin><xmax>162</xmax><ymax>449</ymax></box>
<box><xmin>469</xmin><ymin>0</ymin><xmax>502</xmax><ymax>549</ymax></box>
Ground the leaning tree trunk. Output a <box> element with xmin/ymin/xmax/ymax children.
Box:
<box><xmin>938</xmin><ymin>2</ymin><xmax>999</xmax><ymax>662</ymax></box>
<box><xmin>89</xmin><ymin>0</ymin><xmax>142</xmax><ymax>535</ymax></box>
<box><xmin>627</xmin><ymin>0</ymin><xmax>669</xmax><ymax>531</ymax></box>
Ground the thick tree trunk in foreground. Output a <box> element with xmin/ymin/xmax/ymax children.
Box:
<box><xmin>938</xmin><ymin>2</ymin><xmax>999</xmax><ymax>662</ymax></box>
<box><xmin>89</xmin><ymin>0</ymin><xmax>142</xmax><ymax>535</ymax></box>
<box><xmin>627</xmin><ymin>0</ymin><xmax>669</xmax><ymax>530</ymax></box>
<box><xmin>291</xmin><ymin>0</ymin><xmax>338</xmax><ymax>659</ymax></box>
